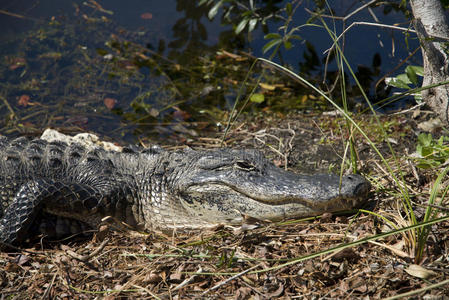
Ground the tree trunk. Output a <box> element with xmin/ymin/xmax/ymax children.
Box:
<box><xmin>410</xmin><ymin>0</ymin><xmax>449</xmax><ymax>125</ymax></box>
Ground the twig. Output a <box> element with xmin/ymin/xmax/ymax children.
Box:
<box><xmin>172</xmin><ymin>266</ymin><xmax>202</xmax><ymax>291</ymax></box>
<box><xmin>327</xmin><ymin>21</ymin><xmax>449</xmax><ymax>55</ymax></box>
<box><xmin>0</xmin><ymin>95</ymin><xmax>16</xmax><ymax>120</ymax></box>
<box><xmin>131</xmin><ymin>284</ymin><xmax>162</xmax><ymax>300</ymax></box>
<box><xmin>0</xmin><ymin>9</ymin><xmax>39</xmax><ymax>21</ymax></box>
<box><xmin>0</xmin><ymin>241</ymin><xmax>45</xmax><ymax>255</ymax></box>
<box><xmin>65</xmin><ymin>238</ymin><xmax>109</xmax><ymax>262</ymax></box>
<box><xmin>391</xmin><ymin>102</ymin><xmax>425</xmax><ymax>115</ymax></box>
<box><xmin>367</xmin><ymin>240</ymin><xmax>410</xmax><ymax>258</ymax></box>
<box><xmin>41</xmin><ymin>273</ymin><xmax>57</xmax><ymax>300</ymax></box>
<box><xmin>201</xmin><ymin>264</ymin><xmax>260</xmax><ymax>295</ymax></box>
<box><xmin>240</xmin><ymin>279</ymin><xmax>265</xmax><ymax>297</ymax></box>
<box><xmin>343</xmin><ymin>0</ymin><xmax>378</xmax><ymax>21</ymax></box>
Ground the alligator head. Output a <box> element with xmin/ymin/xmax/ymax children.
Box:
<box><xmin>168</xmin><ymin>149</ymin><xmax>371</xmax><ymax>226</ymax></box>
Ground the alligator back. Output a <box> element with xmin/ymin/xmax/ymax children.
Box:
<box><xmin>1</xmin><ymin>136</ymin><xmax>107</xmax><ymax>203</ymax></box>
<box><xmin>0</xmin><ymin>136</ymin><xmax>137</xmax><ymax>245</ymax></box>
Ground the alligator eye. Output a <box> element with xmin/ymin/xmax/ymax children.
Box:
<box><xmin>235</xmin><ymin>160</ymin><xmax>256</xmax><ymax>171</ymax></box>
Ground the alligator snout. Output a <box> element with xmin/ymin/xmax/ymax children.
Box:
<box><xmin>341</xmin><ymin>174</ymin><xmax>371</xmax><ymax>197</ymax></box>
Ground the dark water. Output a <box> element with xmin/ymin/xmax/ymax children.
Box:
<box><xmin>0</xmin><ymin>0</ymin><xmax>420</xmax><ymax>143</ymax></box>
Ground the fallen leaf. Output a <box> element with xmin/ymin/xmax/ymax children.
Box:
<box><xmin>65</xmin><ymin>116</ymin><xmax>88</xmax><ymax>126</ymax></box>
<box><xmin>18</xmin><ymin>94</ymin><xmax>30</xmax><ymax>106</ymax></box>
<box><xmin>149</xmin><ymin>108</ymin><xmax>159</xmax><ymax>117</ymax></box>
<box><xmin>234</xmin><ymin>287</ymin><xmax>252</xmax><ymax>299</ymax></box>
<box><xmin>136</xmin><ymin>52</ymin><xmax>150</xmax><ymax>60</ymax></box>
<box><xmin>173</xmin><ymin>110</ymin><xmax>190</xmax><ymax>121</ymax></box>
<box><xmin>354</xmin><ymin>284</ymin><xmax>368</xmax><ymax>293</ymax></box>
<box><xmin>250</xmin><ymin>93</ymin><xmax>265</xmax><ymax>103</ymax></box>
<box><xmin>104</xmin><ymin>97</ymin><xmax>117</xmax><ymax>109</ymax></box>
<box><xmin>9</xmin><ymin>57</ymin><xmax>26</xmax><ymax>70</ymax></box>
<box><xmin>320</xmin><ymin>212</ymin><xmax>333</xmax><ymax>223</ymax></box>
<box><xmin>169</xmin><ymin>271</ymin><xmax>183</xmax><ymax>282</ymax></box>
<box><xmin>216</xmin><ymin>50</ymin><xmax>246</xmax><ymax>61</ymax></box>
<box><xmin>94</xmin><ymin>224</ymin><xmax>110</xmax><ymax>242</ymax></box>
<box><xmin>22</xmin><ymin>122</ymin><xmax>35</xmax><ymax>128</ymax></box>
<box><xmin>144</xmin><ymin>272</ymin><xmax>162</xmax><ymax>284</ymax></box>
<box><xmin>417</xmin><ymin>118</ymin><xmax>443</xmax><ymax>132</ymax></box>
<box><xmin>273</xmin><ymin>159</ymin><xmax>283</xmax><ymax>167</ymax></box>
<box><xmin>104</xmin><ymin>271</ymin><xmax>113</xmax><ymax>278</ymax></box>
<box><xmin>5</xmin><ymin>262</ymin><xmax>20</xmax><ymax>272</ymax></box>
<box><xmin>84</xmin><ymin>0</ymin><xmax>113</xmax><ymax>15</ymax></box>
<box><xmin>17</xmin><ymin>254</ymin><xmax>31</xmax><ymax>266</ymax></box>
<box><xmin>265</xmin><ymin>282</ymin><xmax>284</xmax><ymax>298</ymax></box>
<box><xmin>221</xmin><ymin>50</ymin><xmax>240</xmax><ymax>59</ymax></box>
<box><xmin>140</xmin><ymin>12</ymin><xmax>153</xmax><ymax>19</ymax></box>
<box><xmin>405</xmin><ymin>264</ymin><xmax>438</xmax><ymax>279</ymax></box>
<box><xmin>223</xmin><ymin>77</ymin><xmax>239</xmax><ymax>85</ymax></box>
<box><xmin>259</xmin><ymin>83</ymin><xmax>276</xmax><ymax>91</ymax></box>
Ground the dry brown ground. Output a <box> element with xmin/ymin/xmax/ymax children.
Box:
<box><xmin>1</xmin><ymin>111</ymin><xmax>449</xmax><ymax>299</ymax></box>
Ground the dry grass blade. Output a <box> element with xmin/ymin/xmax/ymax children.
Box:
<box><xmin>384</xmin><ymin>278</ymin><xmax>449</xmax><ymax>300</ymax></box>
<box><xmin>201</xmin><ymin>264</ymin><xmax>260</xmax><ymax>296</ymax></box>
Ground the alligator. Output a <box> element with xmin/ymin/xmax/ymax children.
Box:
<box><xmin>0</xmin><ymin>133</ymin><xmax>371</xmax><ymax>246</ymax></box>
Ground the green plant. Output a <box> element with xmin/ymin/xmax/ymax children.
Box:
<box><xmin>415</xmin><ymin>133</ymin><xmax>449</xmax><ymax>169</ymax></box>
<box><xmin>199</xmin><ymin>0</ymin><xmax>269</xmax><ymax>34</ymax></box>
<box><xmin>385</xmin><ymin>65</ymin><xmax>424</xmax><ymax>102</ymax></box>
<box><xmin>199</xmin><ymin>0</ymin><xmax>304</xmax><ymax>54</ymax></box>
<box><xmin>415</xmin><ymin>166</ymin><xmax>449</xmax><ymax>263</ymax></box>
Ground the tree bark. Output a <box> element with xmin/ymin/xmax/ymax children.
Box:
<box><xmin>410</xmin><ymin>0</ymin><xmax>449</xmax><ymax>125</ymax></box>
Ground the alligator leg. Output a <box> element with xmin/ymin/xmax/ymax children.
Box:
<box><xmin>0</xmin><ymin>178</ymin><xmax>103</xmax><ymax>245</ymax></box>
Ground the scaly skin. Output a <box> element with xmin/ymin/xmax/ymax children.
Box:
<box><xmin>0</xmin><ymin>135</ymin><xmax>370</xmax><ymax>245</ymax></box>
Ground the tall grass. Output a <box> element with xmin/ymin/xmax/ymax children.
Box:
<box><xmin>219</xmin><ymin>0</ymin><xmax>449</xmax><ymax>266</ymax></box>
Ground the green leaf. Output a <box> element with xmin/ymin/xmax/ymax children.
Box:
<box><xmin>235</xmin><ymin>18</ymin><xmax>249</xmax><ymax>34</ymax></box>
<box><xmin>387</xmin><ymin>77</ymin><xmax>410</xmax><ymax>89</ymax></box>
<box><xmin>284</xmin><ymin>40</ymin><xmax>292</xmax><ymax>50</ymax></box>
<box><xmin>415</xmin><ymin>133</ymin><xmax>449</xmax><ymax>169</ymax></box>
<box><xmin>397</xmin><ymin>73</ymin><xmax>412</xmax><ymax>84</ymax></box>
<box><xmin>198</xmin><ymin>0</ymin><xmax>210</xmax><ymax>6</ymax></box>
<box><xmin>421</xmin><ymin>147</ymin><xmax>433</xmax><ymax>157</ymax></box>
<box><xmin>418</xmin><ymin>133</ymin><xmax>432</xmax><ymax>147</ymax></box>
<box><xmin>248</xmin><ymin>18</ymin><xmax>258</xmax><ymax>32</ymax></box>
<box><xmin>408</xmin><ymin>65</ymin><xmax>424</xmax><ymax>76</ymax></box>
<box><xmin>417</xmin><ymin>161</ymin><xmax>433</xmax><ymax>169</ymax></box>
<box><xmin>262</xmin><ymin>38</ymin><xmax>282</xmax><ymax>54</ymax></box>
<box><xmin>286</xmin><ymin>2</ymin><xmax>292</xmax><ymax>16</ymax></box>
<box><xmin>223</xmin><ymin>6</ymin><xmax>233</xmax><ymax>21</ymax></box>
<box><xmin>250</xmin><ymin>93</ymin><xmax>265</xmax><ymax>103</ymax></box>
<box><xmin>287</xmin><ymin>34</ymin><xmax>302</xmax><ymax>41</ymax></box>
<box><xmin>264</xmin><ymin>33</ymin><xmax>282</xmax><ymax>40</ymax></box>
<box><xmin>406</xmin><ymin>66</ymin><xmax>418</xmax><ymax>85</ymax></box>
<box><xmin>416</xmin><ymin>144</ymin><xmax>423</xmax><ymax>156</ymax></box>
<box><xmin>208</xmin><ymin>0</ymin><xmax>223</xmax><ymax>20</ymax></box>
<box><xmin>414</xmin><ymin>93</ymin><xmax>423</xmax><ymax>103</ymax></box>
